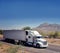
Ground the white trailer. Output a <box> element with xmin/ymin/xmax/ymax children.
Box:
<box><xmin>3</xmin><ymin>30</ymin><xmax>26</xmax><ymax>41</ymax></box>
<box><xmin>3</xmin><ymin>30</ymin><xmax>48</xmax><ymax>48</ymax></box>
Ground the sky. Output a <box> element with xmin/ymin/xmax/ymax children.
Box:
<box><xmin>0</xmin><ymin>0</ymin><xmax>60</xmax><ymax>29</ymax></box>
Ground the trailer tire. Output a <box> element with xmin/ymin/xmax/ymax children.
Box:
<box><xmin>5</xmin><ymin>38</ymin><xmax>9</xmax><ymax>42</ymax></box>
<box><xmin>15</xmin><ymin>40</ymin><xmax>19</xmax><ymax>45</ymax></box>
<box><xmin>18</xmin><ymin>40</ymin><xmax>21</xmax><ymax>45</ymax></box>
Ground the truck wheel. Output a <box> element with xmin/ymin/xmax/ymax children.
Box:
<box><xmin>36</xmin><ymin>44</ymin><xmax>40</xmax><ymax>48</ymax></box>
<box><xmin>43</xmin><ymin>47</ymin><xmax>47</xmax><ymax>48</ymax></box>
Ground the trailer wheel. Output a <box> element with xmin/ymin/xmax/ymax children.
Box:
<box><xmin>5</xmin><ymin>38</ymin><xmax>9</xmax><ymax>42</ymax></box>
<box><xmin>18</xmin><ymin>40</ymin><xmax>21</xmax><ymax>45</ymax></box>
<box><xmin>15</xmin><ymin>40</ymin><xmax>19</xmax><ymax>45</ymax></box>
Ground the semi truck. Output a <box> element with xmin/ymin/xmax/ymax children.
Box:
<box><xmin>3</xmin><ymin>30</ymin><xmax>48</xmax><ymax>48</ymax></box>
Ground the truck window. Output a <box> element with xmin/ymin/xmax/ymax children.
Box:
<box><xmin>26</xmin><ymin>31</ymin><xmax>28</xmax><ymax>35</ymax></box>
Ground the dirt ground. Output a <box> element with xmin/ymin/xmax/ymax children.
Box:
<box><xmin>0</xmin><ymin>41</ymin><xmax>31</xmax><ymax>53</ymax></box>
<box><xmin>0</xmin><ymin>34</ymin><xmax>30</xmax><ymax>53</ymax></box>
<box><xmin>0</xmin><ymin>34</ymin><xmax>3</xmax><ymax>40</ymax></box>
<box><xmin>45</xmin><ymin>38</ymin><xmax>60</xmax><ymax>46</ymax></box>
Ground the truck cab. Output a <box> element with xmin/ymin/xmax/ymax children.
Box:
<box><xmin>26</xmin><ymin>30</ymin><xmax>48</xmax><ymax>48</ymax></box>
<box><xmin>33</xmin><ymin>35</ymin><xmax>48</xmax><ymax>48</ymax></box>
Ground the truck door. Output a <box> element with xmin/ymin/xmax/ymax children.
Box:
<box><xmin>26</xmin><ymin>31</ymin><xmax>28</xmax><ymax>42</ymax></box>
<box><xmin>28</xmin><ymin>35</ymin><xmax>33</xmax><ymax>43</ymax></box>
<box><xmin>26</xmin><ymin>31</ymin><xmax>33</xmax><ymax>43</ymax></box>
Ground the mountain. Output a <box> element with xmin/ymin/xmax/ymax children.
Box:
<box><xmin>34</xmin><ymin>23</ymin><xmax>60</xmax><ymax>34</ymax></box>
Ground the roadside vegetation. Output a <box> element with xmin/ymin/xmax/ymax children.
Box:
<box><xmin>22</xmin><ymin>26</ymin><xmax>31</xmax><ymax>30</ymax></box>
<box><xmin>39</xmin><ymin>31</ymin><xmax>60</xmax><ymax>39</ymax></box>
<box><xmin>48</xmin><ymin>31</ymin><xmax>60</xmax><ymax>38</ymax></box>
<box><xmin>0</xmin><ymin>30</ymin><xmax>3</xmax><ymax>34</ymax></box>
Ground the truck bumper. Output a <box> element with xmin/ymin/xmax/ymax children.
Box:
<box><xmin>33</xmin><ymin>43</ymin><xmax>48</xmax><ymax>48</ymax></box>
<box><xmin>40</xmin><ymin>43</ymin><xmax>48</xmax><ymax>47</ymax></box>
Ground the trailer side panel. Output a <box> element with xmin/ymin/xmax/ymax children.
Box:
<box><xmin>3</xmin><ymin>30</ymin><xmax>26</xmax><ymax>41</ymax></box>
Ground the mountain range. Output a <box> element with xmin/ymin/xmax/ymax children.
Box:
<box><xmin>34</xmin><ymin>23</ymin><xmax>60</xmax><ymax>34</ymax></box>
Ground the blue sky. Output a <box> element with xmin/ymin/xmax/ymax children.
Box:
<box><xmin>0</xmin><ymin>0</ymin><xmax>60</xmax><ymax>29</ymax></box>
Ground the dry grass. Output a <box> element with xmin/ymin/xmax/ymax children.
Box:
<box><xmin>6</xmin><ymin>45</ymin><xmax>19</xmax><ymax>53</ymax></box>
<box><xmin>0</xmin><ymin>42</ymin><xmax>30</xmax><ymax>53</ymax></box>
<box><xmin>17</xmin><ymin>48</ymin><xmax>30</xmax><ymax>53</ymax></box>
<box><xmin>0</xmin><ymin>34</ymin><xmax>3</xmax><ymax>40</ymax></box>
<box><xmin>0</xmin><ymin>43</ymin><xmax>11</xmax><ymax>53</ymax></box>
<box><xmin>0</xmin><ymin>35</ymin><xmax>30</xmax><ymax>53</ymax></box>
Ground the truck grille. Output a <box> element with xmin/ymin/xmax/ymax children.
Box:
<box><xmin>43</xmin><ymin>41</ymin><xmax>47</xmax><ymax>45</ymax></box>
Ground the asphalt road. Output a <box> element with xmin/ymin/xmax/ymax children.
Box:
<box><xmin>21</xmin><ymin>44</ymin><xmax>60</xmax><ymax>53</ymax></box>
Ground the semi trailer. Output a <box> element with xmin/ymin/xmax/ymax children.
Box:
<box><xmin>3</xmin><ymin>30</ymin><xmax>48</xmax><ymax>48</ymax></box>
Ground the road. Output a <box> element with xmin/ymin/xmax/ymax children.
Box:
<box><xmin>21</xmin><ymin>44</ymin><xmax>60</xmax><ymax>53</ymax></box>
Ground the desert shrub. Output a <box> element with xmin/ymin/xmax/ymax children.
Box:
<box><xmin>37</xmin><ymin>30</ymin><xmax>60</xmax><ymax>39</ymax></box>
<box><xmin>22</xmin><ymin>26</ymin><xmax>31</xmax><ymax>30</ymax></box>
<box><xmin>49</xmin><ymin>32</ymin><xmax>55</xmax><ymax>38</ymax></box>
<box><xmin>52</xmin><ymin>32</ymin><xmax>58</xmax><ymax>38</ymax></box>
<box><xmin>39</xmin><ymin>32</ymin><xmax>47</xmax><ymax>36</ymax></box>
<box><xmin>49</xmin><ymin>31</ymin><xmax>60</xmax><ymax>38</ymax></box>
<box><xmin>54</xmin><ymin>32</ymin><xmax>60</xmax><ymax>38</ymax></box>
<box><xmin>0</xmin><ymin>30</ymin><xmax>3</xmax><ymax>34</ymax></box>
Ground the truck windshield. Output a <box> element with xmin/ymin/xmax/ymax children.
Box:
<box><xmin>31</xmin><ymin>31</ymin><xmax>40</xmax><ymax>35</ymax></box>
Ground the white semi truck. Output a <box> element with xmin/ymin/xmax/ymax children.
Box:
<box><xmin>3</xmin><ymin>30</ymin><xmax>48</xmax><ymax>48</ymax></box>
